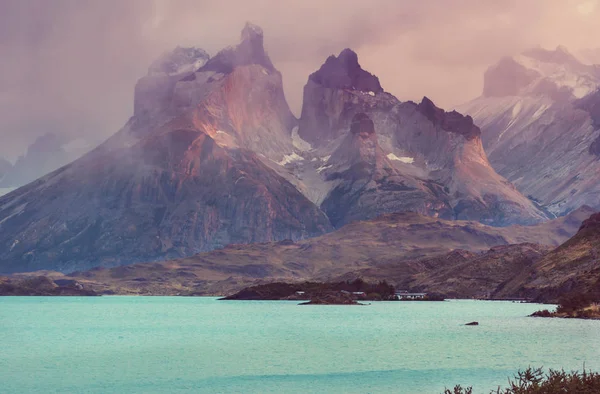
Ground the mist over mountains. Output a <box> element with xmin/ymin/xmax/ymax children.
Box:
<box><xmin>0</xmin><ymin>23</ymin><xmax>565</xmax><ymax>274</ymax></box>
<box><xmin>0</xmin><ymin>15</ymin><xmax>599</xmax><ymax>306</ymax></box>
<box><xmin>2</xmin><ymin>0</ymin><xmax>600</xmax><ymax>161</ymax></box>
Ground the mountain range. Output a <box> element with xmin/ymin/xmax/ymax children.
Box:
<box><xmin>0</xmin><ymin>24</ymin><xmax>551</xmax><ymax>274</ymax></box>
<box><xmin>0</xmin><ymin>25</ymin><xmax>598</xmax><ymax>306</ymax></box>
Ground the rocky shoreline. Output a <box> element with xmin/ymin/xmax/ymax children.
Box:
<box><xmin>0</xmin><ymin>276</ymin><xmax>99</xmax><ymax>296</ymax></box>
<box><xmin>530</xmin><ymin>308</ymin><xmax>600</xmax><ymax>320</ymax></box>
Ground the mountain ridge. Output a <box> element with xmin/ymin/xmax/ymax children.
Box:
<box><xmin>0</xmin><ymin>25</ymin><xmax>563</xmax><ymax>275</ymax></box>
<box><xmin>34</xmin><ymin>207</ymin><xmax>593</xmax><ymax>295</ymax></box>
<box><xmin>457</xmin><ymin>45</ymin><xmax>600</xmax><ymax>216</ymax></box>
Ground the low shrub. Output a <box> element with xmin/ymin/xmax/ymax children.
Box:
<box><xmin>444</xmin><ymin>367</ymin><xmax>600</xmax><ymax>394</ymax></box>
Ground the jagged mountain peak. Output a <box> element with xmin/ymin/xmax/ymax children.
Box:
<box><xmin>201</xmin><ymin>22</ymin><xmax>275</xmax><ymax>74</ymax></box>
<box><xmin>483</xmin><ymin>45</ymin><xmax>600</xmax><ymax>99</ymax></box>
<box><xmin>416</xmin><ymin>97</ymin><xmax>481</xmax><ymax>140</ymax></box>
<box><xmin>241</xmin><ymin>22</ymin><xmax>264</xmax><ymax>42</ymax></box>
<box><xmin>309</xmin><ymin>48</ymin><xmax>383</xmax><ymax>93</ymax></box>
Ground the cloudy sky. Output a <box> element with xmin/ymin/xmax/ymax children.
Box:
<box><xmin>1</xmin><ymin>0</ymin><xmax>599</xmax><ymax>161</ymax></box>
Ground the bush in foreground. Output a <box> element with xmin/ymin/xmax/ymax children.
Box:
<box><xmin>444</xmin><ymin>367</ymin><xmax>600</xmax><ymax>394</ymax></box>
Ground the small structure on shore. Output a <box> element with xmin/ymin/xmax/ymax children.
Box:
<box><xmin>395</xmin><ymin>291</ymin><xmax>427</xmax><ymax>300</ymax></box>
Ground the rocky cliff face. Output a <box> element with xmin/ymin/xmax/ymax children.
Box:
<box><xmin>298</xmin><ymin>49</ymin><xmax>383</xmax><ymax>146</ymax></box>
<box><xmin>297</xmin><ymin>49</ymin><xmax>547</xmax><ymax>226</ymax></box>
<box><xmin>320</xmin><ymin>113</ymin><xmax>453</xmax><ymax>227</ymax></box>
<box><xmin>458</xmin><ymin>46</ymin><xmax>600</xmax><ymax>216</ymax></box>
<box><xmin>0</xmin><ymin>25</ymin><xmax>331</xmax><ymax>274</ymax></box>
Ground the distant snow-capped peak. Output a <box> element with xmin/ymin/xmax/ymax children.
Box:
<box><xmin>483</xmin><ymin>46</ymin><xmax>600</xmax><ymax>100</ymax></box>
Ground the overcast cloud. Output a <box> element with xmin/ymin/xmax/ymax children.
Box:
<box><xmin>0</xmin><ymin>0</ymin><xmax>599</xmax><ymax>160</ymax></box>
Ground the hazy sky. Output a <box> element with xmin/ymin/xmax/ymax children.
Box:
<box><xmin>1</xmin><ymin>0</ymin><xmax>599</xmax><ymax>161</ymax></box>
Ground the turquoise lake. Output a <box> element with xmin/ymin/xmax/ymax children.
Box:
<box><xmin>1</xmin><ymin>297</ymin><xmax>599</xmax><ymax>393</ymax></box>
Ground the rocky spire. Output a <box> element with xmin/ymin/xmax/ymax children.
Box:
<box><xmin>309</xmin><ymin>48</ymin><xmax>383</xmax><ymax>93</ymax></box>
<box><xmin>417</xmin><ymin>97</ymin><xmax>481</xmax><ymax>140</ymax></box>
<box><xmin>201</xmin><ymin>22</ymin><xmax>275</xmax><ymax>74</ymax></box>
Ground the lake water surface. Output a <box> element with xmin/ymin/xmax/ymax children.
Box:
<box><xmin>1</xmin><ymin>297</ymin><xmax>599</xmax><ymax>393</ymax></box>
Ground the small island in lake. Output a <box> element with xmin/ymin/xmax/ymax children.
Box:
<box><xmin>220</xmin><ymin>278</ymin><xmax>446</xmax><ymax>304</ymax></box>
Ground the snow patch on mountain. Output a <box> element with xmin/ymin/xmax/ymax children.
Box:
<box><xmin>277</xmin><ymin>152</ymin><xmax>304</xmax><ymax>166</ymax></box>
<box><xmin>515</xmin><ymin>54</ymin><xmax>600</xmax><ymax>98</ymax></box>
<box><xmin>387</xmin><ymin>153</ymin><xmax>414</xmax><ymax>164</ymax></box>
<box><xmin>291</xmin><ymin>127</ymin><xmax>312</xmax><ymax>151</ymax></box>
<box><xmin>316</xmin><ymin>164</ymin><xmax>332</xmax><ymax>173</ymax></box>
<box><xmin>531</xmin><ymin>103</ymin><xmax>551</xmax><ymax>121</ymax></box>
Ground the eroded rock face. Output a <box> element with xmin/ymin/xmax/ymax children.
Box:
<box><xmin>350</xmin><ymin>113</ymin><xmax>376</xmax><ymax>137</ymax></box>
<box><xmin>320</xmin><ymin>113</ymin><xmax>453</xmax><ymax>227</ymax></box>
